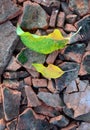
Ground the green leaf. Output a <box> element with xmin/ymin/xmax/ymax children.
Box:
<box><xmin>16</xmin><ymin>25</ymin><xmax>69</xmax><ymax>54</ymax></box>
<box><xmin>32</xmin><ymin>63</ymin><xmax>64</xmax><ymax>79</ymax></box>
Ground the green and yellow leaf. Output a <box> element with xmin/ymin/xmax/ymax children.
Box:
<box><xmin>16</xmin><ymin>25</ymin><xmax>69</xmax><ymax>54</ymax></box>
<box><xmin>32</xmin><ymin>63</ymin><xmax>64</xmax><ymax>79</ymax></box>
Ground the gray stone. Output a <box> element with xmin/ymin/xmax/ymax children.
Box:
<box><xmin>61</xmin><ymin>2</ymin><xmax>72</xmax><ymax>15</ymax></box>
<box><xmin>32</xmin><ymin>0</ymin><xmax>60</xmax><ymax>8</ymax></box>
<box><xmin>75</xmin><ymin>14</ymin><xmax>90</xmax><ymax>42</ymax></box>
<box><xmin>3</xmin><ymin>70</ymin><xmax>30</xmax><ymax>80</ymax></box>
<box><xmin>25</xmin><ymin>85</ymin><xmax>41</xmax><ymax>107</ymax></box>
<box><xmin>0</xmin><ymin>0</ymin><xmax>22</xmax><ymax>24</ymax></box>
<box><xmin>0</xmin><ymin>21</ymin><xmax>18</xmax><ymax>75</ymax></box>
<box><xmin>76</xmin><ymin>122</ymin><xmax>90</xmax><ymax>130</ymax></box>
<box><xmin>0</xmin><ymin>104</ymin><xmax>4</xmax><ymax>119</ymax></box>
<box><xmin>65</xmin><ymin>80</ymin><xmax>78</xmax><ymax>94</ymax></box>
<box><xmin>6</xmin><ymin>56</ymin><xmax>21</xmax><ymax>71</ymax></box>
<box><xmin>50</xmin><ymin>115</ymin><xmax>69</xmax><ymax>128</ymax></box>
<box><xmin>38</xmin><ymin>92</ymin><xmax>64</xmax><ymax>108</ymax></box>
<box><xmin>20</xmin><ymin>1</ymin><xmax>48</xmax><ymax>30</ymax></box>
<box><xmin>64</xmin><ymin>85</ymin><xmax>90</xmax><ymax>118</ymax></box>
<box><xmin>16</xmin><ymin>108</ymin><xmax>52</xmax><ymax>130</ymax></box>
<box><xmin>34</xmin><ymin>104</ymin><xmax>60</xmax><ymax>117</ymax></box>
<box><xmin>63</xmin><ymin>107</ymin><xmax>74</xmax><ymax>118</ymax></box>
<box><xmin>2</xmin><ymin>87</ymin><xmax>21</xmax><ymax>121</ymax></box>
<box><xmin>78</xmin><ymin>80</ymin><xmax>89</xmax><ymax>92</ymax></box>
<box><xmin>76</xmin><ymin>112</ymin><xmax>90</xmax><ymax>122</ymax></box>
<box><xmin>55</xmin><ymin>62</ymin><xmax>80</xmax><ymax>92</ymax></box>
<box><xmin>69</xmin><ymin>0</ymin><xmax>90</xmax><ymax>16</ymax></box>
<box><xmin>17</xmin><ymin>48</ymin><xmax>46</xmax><ymax>70</ymax></box>
<box><xmin>7</xmin><ymin>119</ymin><xmax>17</xmax><ymax>130</ymax></box>
<box><xmin>62</xmin><ymin>43</ymin><xmax>86</xmax><ymax>63</ymax></box>
<box><xmin>79</xmin><ymin>51</ymin><xmax>90</xmax><ymax>75</ymax></box>
<box><xmin>0</xmin><ymin>119</ymin><xmax>6</xmax><ymax>130</ymax></box>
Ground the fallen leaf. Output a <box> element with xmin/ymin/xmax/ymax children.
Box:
<box><xmin>16</xmin><ymin>25</ymin><xmax>69</xmax><ymax>54</ymax></box>
<box><xmin>32</xmin><ymin>63</ymin><xmax>64</xmax><ymax>79</ymax></box>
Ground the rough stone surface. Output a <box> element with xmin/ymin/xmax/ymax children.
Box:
<box><xmin>20</xmin><ymin>1</ymin><xmax>48</xmax><ymax>30</ymax></box>
<box><xmin>65</xmin><ymin>80</ymin><xmax>78</xmax><ymax>94</ymax></box>
<box><xmin>64</xmin><ymin>24</ymin><xmax>77</xmax><ymax>32</ymax></box>
<box><xmin>69</xmin><ymin>0</ymin><xmax>90</xmax><ymax>16</ymax></box>
<box><xmin>7</xmin><ymin>119</ymin><xmax>17</xmax><ymax>130</ymax></box>
<box><xmin>34</xmin><ymin>103</ymin><xmax>60</xmax><ymax>117</ymax></box>
<box><xmin>61</xmin><ymin>2</ymin><xmax>72</xmax><ymax>15</ymax></box>
<box><xmin>77</xmin><ymin>122</ymin><xmax>90</xmax><ymax>130</ymax></box>
<box><xmin>17</xmin><ymin>48</ymin><xmax>46</xmax><ymax>70</ymax></box>
<box><xmin>25</xmin><ymin>85</ymin><xmax>41</xmax><ymax>107</ymax></box>
<box><xmin>16</xmin><ymin>108</ymin><xmax>52</xmax><ymax>130</ymax></box>
<box><xmin>79</xmin><ymin>51</ymin><xmax>90</xmax><ymax>75</ymax></box>
<box><xmin>61</xmin><ymin>43</ymin><xmax>86</xmax><ymax>63</ymax></box>
<box><xmin>0</xmin><ymin>86</ymin><xmax>2</xmax><ymax>103</ymax></box>
<box><xmin>0</xmin><ymin>119</ymin><xmax>6</xmax><ymax>130</ymax></box>
<box><xmin>3</xmin><ymin>70</ymin><xmax>29</xmax><ymax>80</ymax></box>
<box><xmin>32</xmin><ymin>78</ymin><xmax>47</xmax><ymax>88</ymax></box>
<box><xmin>2</xmin><ymin>87</ymin><xmax>21</xmax><ymax>121</ymax></box>
<box><xmin>57</xmin><ymin>12</ymin><xmax>65</xmax><ymax>27</ymax></box>
<box><xmin>50</xmin><ymin>115</ymin><xmax>69</xmax><ymax>128</ymax></box>
<box><xmin>38</xmin><ymin>92</ymin><xmax>64</xmax><ymax>108</ymax></box>
<box><xmin>75</xmin><ymin>15</ymin><xmax>90</xmax><ymax>42</ymax></box>
<box><xmin>76</xmin><ymin>112</ymin><xmax>90</xmax><ymax>122</ymax></box>
<box><xmin>24</xmin><ymin>76</ymin><xmax>32</xmax><ymax>86</ymax></box>
<box><xmin>0</xmin><ymin>0</ymin><xmax>22</xmax><ymax>24</ymax></box>
<box><xmin>78</xmin><ymin>80</ymin><xmax>89</xmax><ymax>92</ymax></box>
<box><xmin>46</xmin><ymin>51</ymin><xmax>59</xmax><ymax>64</ymax></box>
<box><xmin>64</xmin><ymin>85</ymin><xmax>90</xmax><ymax>117</ymax></box>
<box><xmin>47</xmin><ymin>80</ymin><xmax>56</xmax><ymax>93</ymax></box>
<box><xmin>61</xmin><ymin>122</ymin><xmax>78</xmax><ymax>130</ymax></box>
<box><xmin>0</xmin><ymin>104</ymin><xmax>4</xmax><ymax>119</ymax></box>
<box><xmin>49</xmin><ymin>9</ymin><xmax>59</xmax><ymax>27</ymax></box>
<box><xmin>66</xmin><ymin>14</ymin><xmax>77</xmax><ymax>24</ymax></box>
<box><xmin>0</xmin><ymin>21</ymin><xmax>18</xmax><ymax>75</ymax></box>
<box><xmin>32</xmin><ymin>0</ymin><xmax>60</xmax><ymax>7</ymax></box>
<box><xmin>6</xmin><ymin>56</ymin><xmax>21</xmax><ymax>71</ymax></box>
<box><xmin>55</xmin><ymin>62</ymin><xmax>80</xmax><ymax>92</ymax></box>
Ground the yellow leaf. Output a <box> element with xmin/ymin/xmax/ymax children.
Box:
<box><xmin>32</xmin><ymin>63</ymin><xmax>64</xmax><ymax>79</ymax></box>
<box><xmin>47</xmin><ymin>29</ymin><xmax>64</xmax><ymax>40</ymax></box>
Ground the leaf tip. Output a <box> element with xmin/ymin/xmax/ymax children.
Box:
<box><xmin>16</xmin><ymin>25</ymin><xmax>24</xmax><ymax>36</ymax></box>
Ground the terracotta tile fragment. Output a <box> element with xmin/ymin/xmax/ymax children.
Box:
<box><xmin>34</xmin><ymin>103</ymin><xmax>60</xmax><ymax>117</ymax></box>
<box><xmin>47</xmin><ymin>80</ymin><xmax>56</xmax><ymax>93</ymax></box>
<box><xmin>66</xmin><ymin>14</ymin><xmax>77</xmax><ymax>24</ymax></box>
<box><xmin>6</xmin><ymin>56</ymin><xmax>21</xmax><ymax>71</ymax></box>
<box><xmin>57</xmin><ymin>12</ymin><xmax>65</xmax><ymax>27</ymax></box>
<box><xmin>24</xmin><ymin>76</ymin><xmax>32</xmax><ymax>86</ymax></box>
<box><xmin>27</xmin><ymin>69</ymin><xmax>40</xmax><ymax>78</ymax></box>
<box><xmin>25</xmin><ymin>85</ymin><xmax>41</xmax><ymax>107</ymax></box>
<box><xmin>32</xmin><ymin>78</ymin><xmax>47</xmax><ymax>88</ymax></box>
<box><xmin>49</xmin><ymin>9</ymin><xmax>59</xmax><ymax>27</ymax></box>
<box><xmin>38</xmin><ymin>88</ymin><xmax>49</xmax><ymax>93</ymax></box>
<box><xmin>64</xmin><ymin>24</ymin><xmax>77</xmax><ymax>32</ymax></box>
<box><xmin>46</xmin><ymin>51</ymin><xmax>59</xmax><ymax>64</ymax></box>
